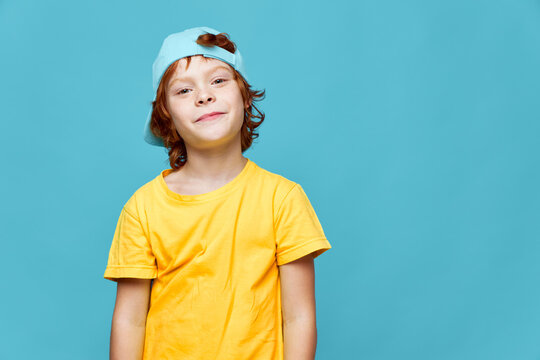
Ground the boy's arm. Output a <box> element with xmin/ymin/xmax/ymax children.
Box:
<box><xmin>110</xmin><ymin>278</ymin><xmax>152</xmax><ymax>360</ymax></box>
<box><xmin>279</xmin><ymin>254</ymin><xmax>317</xmax><ymax>360</ymax></box>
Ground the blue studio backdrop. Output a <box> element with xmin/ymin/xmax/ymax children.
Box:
<box><xmin>0</xmin><ymin>0</ymin><xmax>539</xmax><ymax>359</ymax></box>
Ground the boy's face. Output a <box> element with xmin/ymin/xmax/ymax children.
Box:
<box><xmin>165</xmin><ymin>55</ymin><xmax>246</xmax><ymax>151</ymax></box>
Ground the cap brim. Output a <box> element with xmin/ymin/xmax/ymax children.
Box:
<box><xmin>143</xmin><ymin>107</ymin><xmax>166</xmax><ymax>147</ymax></box>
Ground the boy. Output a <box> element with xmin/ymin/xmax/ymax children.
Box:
<box><xmin>104</xmin><ymin>26</ymin><xmax>332</xmax><ymax>360</ymax></box>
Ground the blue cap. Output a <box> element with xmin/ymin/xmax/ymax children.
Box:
<box><xmin>143</xmin><ymin>26</ymin><xmax>249</xmax><ymax>147</ymax></box>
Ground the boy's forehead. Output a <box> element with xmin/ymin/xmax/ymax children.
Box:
<box><xmin>168</xmin><ymin>56</ymin><xmax>235</xmax><ymax>88</ymax></box>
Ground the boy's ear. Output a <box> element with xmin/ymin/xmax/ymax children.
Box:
<box><xmin>244</xmin><ymin>99</ymin><xmax>252</xmax><ymax>108</ymax></box>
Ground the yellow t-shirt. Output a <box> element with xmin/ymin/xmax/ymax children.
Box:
<box><xmin>104</xmin><ymin>158</ymin><xmax>332</xmax><ymax>359</ymax></box>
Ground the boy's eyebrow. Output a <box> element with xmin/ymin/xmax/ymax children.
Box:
<box><xmin>169</xmin><ymin>65</ymin><xmax>232</xmax><ymax>88</ymax></box>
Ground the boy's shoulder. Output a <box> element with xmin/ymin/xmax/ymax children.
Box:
<box><xmin>119</xmin><ymin>171</ymin><xmax>163</xmax><ymax>213</ymax></box>
<box><xmin>250</xmin><ymin>160</ymin><xmax>299</xmax><ymax>193</ymax></box>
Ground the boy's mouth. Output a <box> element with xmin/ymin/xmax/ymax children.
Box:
<box><xmin>196</xmin><ymin>112</ymin><xmax>225</xmax><ymax>122</ymax></box>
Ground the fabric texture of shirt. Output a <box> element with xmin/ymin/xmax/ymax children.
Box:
<box><xmin>103</xmin><ymin>158</ymin><xmax>332</xmax><ymax>359</ymax></box>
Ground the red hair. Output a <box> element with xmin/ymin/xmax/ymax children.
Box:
<box><xmin>148</xmin><ymin>32</ymin><xmax>265</xmax><ymax>170</ymax></box>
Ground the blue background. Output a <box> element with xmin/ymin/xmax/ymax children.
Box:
<box><xmin>1</xmin><ymin>0</ymin><xmax>539</xmax><ymax>359</ymax></box>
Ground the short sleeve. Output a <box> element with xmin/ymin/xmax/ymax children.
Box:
<box><xmin>274</xmin><ymin>184</ymin><xmax>332</xmax><ymax>266</ymax></box>
<box><xmin>103</xmin><ymin>201</ymin><xmax>158</xmax><ymax>282</ymax></box>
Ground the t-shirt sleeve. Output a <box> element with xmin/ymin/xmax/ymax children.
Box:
<box><xmin>103</xmin><ymin>197</ymin><xmax>158</xmax><ymax>282</ymax></box>
<box><xmin>274</xmin><ymin>183</ymin><xmax>332</xmax><ymax>266</ymax></box>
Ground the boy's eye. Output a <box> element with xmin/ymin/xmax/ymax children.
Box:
<box><xmin>175</xmin><ymin>78</ymin><xmax>227</xmax><ymax>94</ymax></box>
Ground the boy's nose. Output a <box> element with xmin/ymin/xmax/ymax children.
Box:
<box><xmin>197</xmin><ymin>94</ymin><xmax>215</xmax><ymax>105</ymax></box>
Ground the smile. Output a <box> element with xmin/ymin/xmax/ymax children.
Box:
<box><xmin>196</xmin><ymin>112</ymin><xmax>225</xmax><ymax>122</ymax></box>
